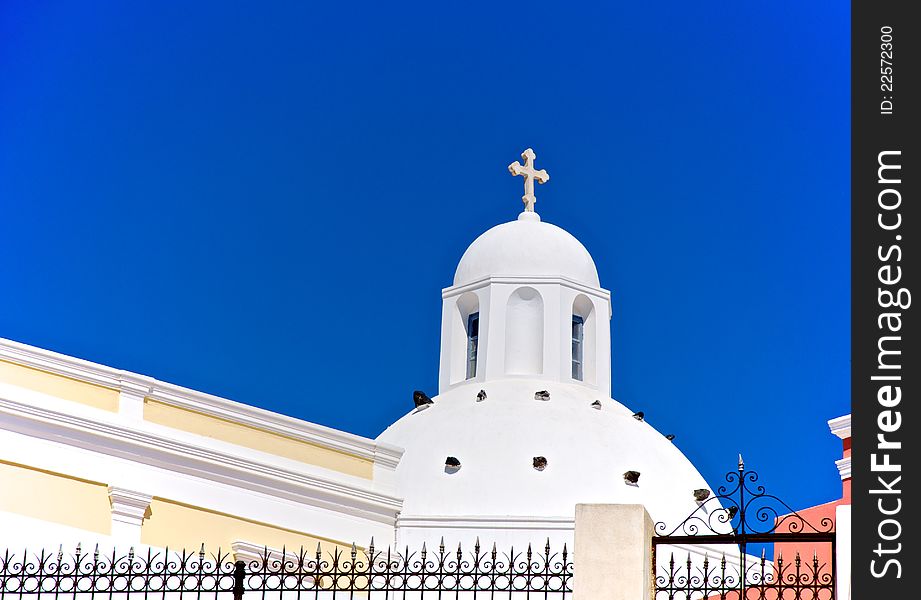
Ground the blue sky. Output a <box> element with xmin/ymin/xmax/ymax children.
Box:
<box><xmin>1</xmin><ymin>1</ymin><xmax>849</xmax><ymax>511</ymax></box>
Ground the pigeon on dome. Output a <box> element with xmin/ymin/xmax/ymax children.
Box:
<box><xmin>413</xmin><ymin>390</ymin><xmax>433</xmax><ymax>408</ymax></box>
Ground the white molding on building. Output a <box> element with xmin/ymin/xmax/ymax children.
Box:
<box><xmin>0</xmin><ymin>337</ymin><xmax>403</xmax><ymax>470</ymax></box>
<box><xmin>107</xmin><ymin>486</ymin><xmax>153</xmax><ymax>543</ymax></box>
<box><xmin>827</xmin><ymin>414</ymin><xmax>851</xmax><ymax>440</ymax></box>
<box><xmin>444</xmin><ymin>275</ymin><xmax>612</xmax><ymax>308</ymax></box>
<box><xmin>0</xmin><ymin>385</ymin><xmax>403</xmax><ymax>526</ymax></box>
<box><xmin>835</xmin><ymin>457</ymin><xmax>852</xmax><ymax>480</ymax></box>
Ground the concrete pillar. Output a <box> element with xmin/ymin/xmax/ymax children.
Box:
<box><xmin>573</xmin><ymin>504</ymin><xmax>654</xmax><ymax>600</ymax></box>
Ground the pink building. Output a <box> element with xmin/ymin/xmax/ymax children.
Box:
<box><xmin>774</xmin><ymin>414</ymin><xmax>851</xmax><ymax>598</ymax></box>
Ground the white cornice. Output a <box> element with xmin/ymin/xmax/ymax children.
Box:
<box><xmin>836</xmin><ymin>457</ymin><xmax>852</xmax><ymax>480</ymax></box>
<box><xmin>0</xmin><ymin>337</ymin><xmax>403</xmax><ymax>469</ymax></box>
<box><xmin>0</xmin><ymin>392</ymin><xmax>403</xmax><ymax>525</ymax></box>
<box><xmin>443</xmin><ymin>275</ymin><xmax>611</xmax><ymax>301</ymax></box>
<box><xmin>0</xmin><ymin>338</ymin><xmax>129</xmax><ymax>389</ymax></box>
<box><xmin>828</xmin><ymin>414</ymin><xmax>851</xmax><ymax>440</ymax></box>
<box><xmin>107</xmin><ymin>487</ymin><xmax>153</xmax><ymax>526</ymax></box>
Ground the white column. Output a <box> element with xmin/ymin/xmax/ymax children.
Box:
<box><xmin>107</xmin><ymin>486</ymin><xmax>153</xmax><ymax>544</ymax></box>
<box><xmin>835</xmin><ymin>504</ymin><xmax>851</xmax><ymax>600</ymax></box>
<box><xmin>573</xmin><ymin>504</ymin><xmax>653</xmax><ymax>600</ymax></box>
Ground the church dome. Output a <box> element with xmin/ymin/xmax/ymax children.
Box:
<box><xmin>377</xmin><ymin>380</ymin><xmax>711</xmax><ymax>544</ymax></box>
<box><xmin>453</xmin><ymin>212</ymin><xmax>600</xmax><ymax>287</ymax></box>
<box><xmin>380</xmin><ymin>148</ymin><xmax>716</xmax><ymax>548</ymax></box>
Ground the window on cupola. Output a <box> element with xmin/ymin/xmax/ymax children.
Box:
<box><xmin>466</xmin><ymin>312</ymin><xmax>479</xmax><ymax>379</ymax></box>
<box><xmin>572</xmin><ymin>315</ymin><xmax>584</xmax><ymax>381</ymax></box>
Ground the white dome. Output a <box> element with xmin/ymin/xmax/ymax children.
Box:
<box><xmin>453</xmin><ymin>212</ymin><xmax>600</xmax><ymax>287</ymax></box>
<box><xmin>377</xmin><ymin>380</ymin><xmax>712</xmax><ymax>541</ymax></box>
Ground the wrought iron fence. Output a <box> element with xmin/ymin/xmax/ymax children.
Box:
<box><xmin>652</xmin><ymin>457</ymin><xmax>835</xmax><ymax>600</ymax></box>
<box><xmin>0</xmin><ymin>539</ymin><xmax>572</xmax><ymax>599</ymax></box>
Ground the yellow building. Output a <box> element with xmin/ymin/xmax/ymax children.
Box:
<box><xmin>0</xmin><ymin>336</ymin><xmax>403</xmax><ymax>558</ymax></box>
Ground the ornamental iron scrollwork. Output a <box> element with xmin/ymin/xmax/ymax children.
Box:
<box><xmin>243</xmin><ymin>538</ymin><xmax>572</xmax><ymax>596</ymax></box>
<box><xmin>655</xmin><ymin>455</ymin><xmax>835</xmax><ymax>538</ymax></box>
<box><xmin>0</xmin><ymin>544</ymin><xmax>237</xmax><ymax>596</ymax></box>
<box><xmin>652</xmin><ymin>457</ymin><xmax>836</xmax><ymax>600</ymax></box>
<box><xmin>654</xmin><ymin>549</ymin><xmax>835</xmax><ymax>600</ymax></box>
<box><xmin>0</xmin><ymin>538</ymin><xmax>573</xmax><ymax>597</ymax></box>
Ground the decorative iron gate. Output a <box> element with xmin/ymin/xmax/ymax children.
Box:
<box><xmin>652</xmin><ymin>458</ymin><xmax>836</xmax><ymax>600</ymax></box>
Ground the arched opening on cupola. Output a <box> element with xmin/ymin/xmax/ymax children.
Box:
<box><xmin>572</xmin><ymin>294</ymin><xmax>596</xmax><ymax>384</ymax></box>
<box><xmin>450</xmin><ymin>292</ymin><xmax>480</xmax><ymax>383</ymax></box>
<box><xmin>505</xmin><ymin>287</ymin><xmax>543</xmax><ymax>375</ymax></box>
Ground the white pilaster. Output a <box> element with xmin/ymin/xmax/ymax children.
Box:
<box><xmin>117</xmin><ymin>376</ymin><xmax>153</xmax><ymax>421</ymax></box>
<box><xmin>107</xmin><ymin>486</ymin><xmax>152</xmax><ymax>544</ymax></box>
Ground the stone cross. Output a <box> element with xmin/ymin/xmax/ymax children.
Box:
<box><xmin>508</xmin><ymin>148</ymin><xmax>550</xmax><ymax>212</ymax></box>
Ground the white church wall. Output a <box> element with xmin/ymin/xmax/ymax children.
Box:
<box><xmin>395</xmin><ymin>515</ymin><xmax>575</xmax><ymax>553</ymax></box>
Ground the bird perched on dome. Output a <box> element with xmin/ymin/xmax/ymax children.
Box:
<box><xmin>591</xmin><ymin>400</ymin><xmax>602</xmax><ymax>410</ymax></box>
<box><xmin>623</xmin><ymin>470</ymin><xmax>641</xmax><ymax>484</ymax></box>
<box><xmin>413</xmin><ymin>390</ymin><xmax>433</xmax><ymax>408</ymax></box>
<box><xmin>476</xmin><ymin>390</ymin><xmax>487</xmax><ymax>402</ymax></box>
<box><xmin>665</xmin><ymin>434</ymin><xmax>675</xmax><ymax>441</ymax></box>
<box><xmin>534</xmin><ymin>390</ymin><xmax>550</xmax><ymax>401</ymax></box>
<box><xmin>632</xmin><ymin>411</ymin><xmax>644</xmax><ymax>421</ymax></box>
<box><xmin>693</xmin><ymin>489</ymin><xmax>711</xmax><ymax>502</ymax></box>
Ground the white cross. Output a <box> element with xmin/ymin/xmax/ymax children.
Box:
<box><xmin>508</xmin><ymin>148</ymin><xmax>550</xmax><ymax>212</ymax></box>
